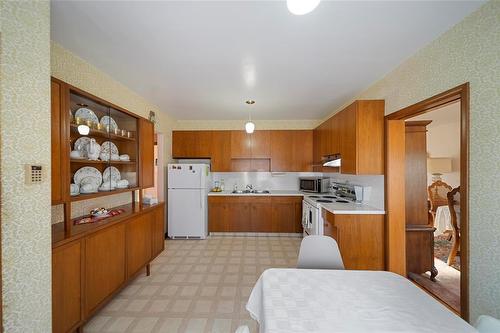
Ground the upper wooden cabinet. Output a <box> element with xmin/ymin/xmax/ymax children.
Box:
<box><xmin>270</xmin><ymin>130</ymin><xmax>313</xmax><ymax>172</ymax></box>
<box><xmin>314</xmin><ymin>100</ymin><xmax>385</xmax><ymax>175</ymax></box>
<box><xmin>172</xmin><ymin>130</ymin><xmax>213</xmax><ymax>159</ymax></box>
<box><xmin>51</xmin><ymin>79</ymin><xmax>64</xmax><ymax>205</ymax></box>
<box><xmin>139</xmin><ymin>118</ymin><xmax>155</xmax><ymax>188</ymax></box>
<box><xmin>250</xmin><ymin>130</ymin><xmax>271</xmax><ymax>158</ymax></box>
<box><xmin>230</xmin><ymin>130</ymin><xmax>270</xmax><ymax>159</ymax></box>
<box><xmin>211</xmin><ymin>131</ymin><xmax>232</xmax><ymax>172</ymax></box>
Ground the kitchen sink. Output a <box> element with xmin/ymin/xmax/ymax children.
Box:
<box><xmin>231</xmin><ymin>190</ymin><xmax>270</xmax><ymax>194</ymax></box>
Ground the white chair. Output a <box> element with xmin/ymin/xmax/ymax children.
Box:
<box><xmin>297</xmin><ymin>235</ymin><xmax>344</xmax><ymax>270</ymax></box>
<box><xmin>474</xmin><ymin>315</ymin><xmax>500</xmax><ymax>333</ymax></box>
<box><xmin>235</xmin><ymin>325</ymin><xmax>250</xmax><ymax>333</ymax></box>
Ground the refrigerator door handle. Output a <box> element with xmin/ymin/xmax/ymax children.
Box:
<box><xmin>200</xmin><ymin>189</ymin><xmax>203</xmax><ymax>209</ymax></box>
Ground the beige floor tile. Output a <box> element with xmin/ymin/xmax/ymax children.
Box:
<box><xmin>156</xmin><ymin>317</ymin><xmax>184</xmax><ymax>333</ymax></box>
<box><xmin>125</xmin><ymin>299</ymin><xmax>149</xmax><ymax>312</ymax></box>
<box><xmin>193</xmin><ymin>299</ymin><xmax>213</xmax><ymax>314</ymax></box>
<box><xmin>104</xmin><ymin>316</ymin><xmax>134</xmax><ymax>332</ymax></box>
<box><xmin>131</xmin><ymin>317</ymin><xmax>158</xmax><ymax>332</ymax></box>
<box><xmin>211</xmin><ymin>318</ymin><xmax>233</xmax><ymax>333</ymax></box>
<box><xmin>170</xmin><ymin>299</ymin><xmax>192</xmax><ymax>313</ymax></box>
<box><xmin>148</xmin><ymin>300</ymin><xmax>170</xmax><ymax>312</ymax></box>
<box><xmin>200</xmin><ymin>286</ymin><xmax>218</xmax><ymax>297</ymax></box>
<box><xmin>180</xmin><ymin>285</ymin><xmax>200</xmax><ymax>297</ymax></box>
<box><xmin>216</xmin><ymin>300</ymin><xmax>235</xmax><ymax>314</ymax></box>
<box><xmin>185</xmin><ymin>318</ymin><xmax>208</xmax><ymax>333</ymax></box>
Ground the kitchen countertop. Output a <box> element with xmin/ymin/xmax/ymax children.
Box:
<box><xmin>207</xmin><ymin>190</ymin><xmax>385</xmax><ymax>215</ymax></box>
<box><xmin>208</xmin><ymin>190</ymin><xmax>304</xmax><ymax>196</ymax></box>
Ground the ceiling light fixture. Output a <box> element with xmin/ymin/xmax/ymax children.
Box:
<box><xmin>287</xmin><ymin>0</ymin><xmax>321</xmax><ymax>15</ymax></box>
<box><xmin>245</xmin><ymin>100</ymin><xmax>255</xmax><ymax>133</ymax></box>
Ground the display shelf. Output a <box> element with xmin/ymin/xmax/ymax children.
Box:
<box><xmin>70</xmin><ymin>123</ymin><xmax>136</xmax><ymax>142</ymax></box>
<box><xmin>70</xmin><ymin>159</ymin><xmax>136</xmax><ymax>165</ymax></box>
<box><xmin>70</xmin><ymin>186</ymin><xmax>140</xmax><ymax>202</ymax></box>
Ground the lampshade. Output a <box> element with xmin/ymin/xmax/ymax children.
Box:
<box><xmin>245</xmin><ymin>121</ymin><xmax>255</xmax><ymax>134</ymax></box>
<box><xmin>427</xmin><ymin>158</ymin><xmax>452</xmax><ymax>174</ymax></box>
<box><xmin>287</xmin><ymin>0</ymin><xmax>321</xmax><ymax>15</ymax></box>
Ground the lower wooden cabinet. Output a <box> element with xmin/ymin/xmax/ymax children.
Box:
<box><xmin>52</xmin><ymin>203</ymin><xmax>165</xmax><ymax>333</ymax></box>
<box><xmin>208</xmin><ymin>196</ymin><xmax>302</xmax><ymax>233</ymax></box>
<box><xmin>85</xmin><ymin>223</ymin><xmax>126</xmax><ymax>315</ymax></box>
<box><xmin>52</xmin><ymin>240</ymin><xmax>82</xmax><ymax>333</ymax></box>
<box><xmin>322</xmin><ymin>209</ymin><xmax>385</xmax><ymax>270</ymax></box>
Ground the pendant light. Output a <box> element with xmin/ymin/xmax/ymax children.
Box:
<box><xmin>245</xmin><ymin>100</ymin><xmax>255</xmax><ymax>134</ymax></box>
<box><xmin>287</xmin><ymin>0</ymin><xmax>321</xmax><ymax>15</ymax></box>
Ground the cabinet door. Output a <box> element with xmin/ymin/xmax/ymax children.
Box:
<box><xmin>227</xmin><ymin>199</ymin><xmax>251</xmax><ymax>232</ymax></box>
<box><xmin>271</xmin><ymin>197</ymin><xmax>296</xmax><ymax>232</ymax></box>
<box><xmin>330</xmin><ymin>115</ymin><xmax>340</xmax><ymax>156</ymax></box>
<box><xmin>172</xmin><ymin>131</ymin><xmax>194</xmax><ymax>158</ymax></box>
<box><xmin>139</xmin><ymin>118</ymin><xmax>155</xmax><ymax>188</ymax></box>
<box><xmin>51</xmin><ymin>80</ymin><xmax>63</xmax><ymax>204</ymax></box>
<box><xmin>313</xmin><ymin>128</ymin><xmax>322</xmax><ymax>172</ymax></box>
<box><xmin>339</xmin><ymin>105</ymin><xmax>357</xmax><ymax>175</ymax></box>
<box><xmin>293</xmin><ymin>130</ymin><xmax>313</xmax><ymax>171</ymax></box>
<box><xmin>152</xmin><ymin>205</ymin><xmax>165</xmax><ymax>258</ymax></box>
<box><xmin>322</xmin><ymin>209</ymin><xmax>335</xmax><ymax>240</ymax></box>
<box><xmin>127</xmin><ymin>212</ymin><xmax>153</xmax><ymax>277</ymax></box>
<box><xmin>208</xmin><ymin>197</ymin><xmax>229</xmax><ymax>232</ymax></box>
<box><xmin>85</xmin><ymin>223</ymin><xmax>126</xmax><ymax>315</ymax></box>
<box><xmin>53</xmin><ymin>241</ymin><xmax>82</xmax><ymax>333</ymax></box>
<box><xmin>271</xmin><ymin>131</ymin><xmax>293</xmax><ymax>172</ymax></box>
<box><xmin>251</xmin><ymin>130</ymin><xmax>271</xmax><ymax>158</ymax></box>
<box><xmin>250</xmin><ymin>198</ymin><xmax>272</xmax><ymax>232</ymax></box>
<box><xmin>211</xmin><ymin>131</ymin><xmax>232</xmax><ymax>171</ymax></box>
<box><xmin>231</xmin><ymin>130</ymin><xmax>252</xmax><ymax>158</ymax></box>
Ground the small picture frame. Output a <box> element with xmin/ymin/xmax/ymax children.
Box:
<box><xmin>149</xmin><ymin>111</ymin><xmax>156</xmax><ymax>124</ymax></box>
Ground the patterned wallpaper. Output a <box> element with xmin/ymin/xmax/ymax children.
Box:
<box><xmin>0</xmin><ymin>1</ymin><xmax>52</xmax><ymax>332</ymax></box>
<box><xmin>328</xmin><ymin>1</ymin><xmax>500</xmax><ymax>321</ymax></box>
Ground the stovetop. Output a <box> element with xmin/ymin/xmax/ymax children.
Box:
<box><xmin>305</xmin><ymin>194</ymin><xmax>351</xmax><ymax>204</ymax></box>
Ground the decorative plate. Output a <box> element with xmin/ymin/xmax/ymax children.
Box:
<box><xmin>103</xmin><ymin>166</ymin><xmax>121</xmax><ymax>183</ymax></box>
<box><xmin>100</xmin><ymin>116</ymin><xmax>118</xmax><ymax>131</ymax></box>
<box><xmin>101</xmin><ymin>141</ymin><xmax>119</xmax><ymax>156</ymax></box>
<box><xmin>74</xmin><ymin>166</ymin><xmax>102</xmax><ymax>186</ymax></box>
<box><xmin>74</xmin><ymin>137</ymin><xmax>91</xmax><ymax>158</ymax></box>
<box><xmin>80</xmin><ymin>176</ymin><xmax>101</xmax><ymax>192</ymax></box>
<box><xmin>75</xmin><ymin>107</ymin><xmax>99</xmax><ymax>123</ymax></box>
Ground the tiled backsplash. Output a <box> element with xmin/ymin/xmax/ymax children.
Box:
<box><xmin>212</xmin><ymin>172</ymin><xmax>322</xmax><ymax>191</ymax></box>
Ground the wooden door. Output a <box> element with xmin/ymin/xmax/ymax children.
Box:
<box><xmin>271</xmin><ymin>197</ymin><xmax>300</xmax><ymax>232</ymax></box>
<box><xmin>227</xmin><ymin>198</ymin><xmax>251</xmax><ymax>232</ymax></box>
<box><xmin>339</xmin><ymin>104</ymin><xmax>357</xmax><ymax>174</ymax></box>
<box><xmin>52</xmin><ymin>241</ymin><xmax>82</xmax><ymax>333</ymax></box>
<box><xmin>211</xmin><ymin>131</ymin><xmax>232</xmax><ymax>171</ymax></box>
<box><xmin>51</xmin><ymin>80</ymin><xmax>63</xmax><ymax>204</ymax></box>
<box><xmin>139</xmin><ymin>118</ymin><xmax>155</xmax><ymax>188</ymax></box>
<box><xmin>250</xmin><ymin>198</ymin><xmax>272</xmax><ymax>232</ymax></box>
<box><xmin>385</xmin><ymin>119</ymin><xmax>406</xmax><ymax>276</ymax></box>
<box><xmin>127</xmin><ymin>212</ymin><xmax>153</xmax><ymax>277</ymax></box>
<box><xmin>152</xmin><ymin>205</ymin><xmax>165</xmax><ymax>258</ymax></box>
<box><xmin>85</xmin><ymin>223</ymin><xmax>126</xmax><ymax>315</ymax></box>
<box><xmin>270</xmin><ymin>131</ymin><xmax>293</xmax><ymax>172</ymax></box>
<box><xmin>251</xmin><ymin>130</ymin><xmax>271</xmax><ymax>158</ymax></box>
<box><xmin>231</xmin><ymin>131</ymin><xmax>252</xmax><ymax>158</ymax></box>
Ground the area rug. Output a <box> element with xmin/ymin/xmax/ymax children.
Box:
<box><xmin>434</xmin><ymin>234</ymin><xmax>460</xmax><ymax>271</ymax></box>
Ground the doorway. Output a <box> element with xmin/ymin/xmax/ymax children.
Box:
<box><xmin>385</xmin><ymin>83</ymin><xmax>469</xmax><ymax>319</ymax></box>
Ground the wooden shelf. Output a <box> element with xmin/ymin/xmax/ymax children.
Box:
<box><xmin>70</xmin><ymin>123</ymin><xmax>136</xmax><ymax>142</ymax></box>
<box><xmin>70</xmin><ymin>159</ymin><xmax>136</xmax><ymax>165</ymax></box>
<box><xmin>70</xmin><ymin>187</ymin><xmax>139</xmax><ymax>202</ymax></box>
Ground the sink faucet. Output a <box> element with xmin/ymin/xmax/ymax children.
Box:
<box><xmin>246</xmin><ymin>184</ymin><xmax>253</xmax><ymax>190</ymax></box>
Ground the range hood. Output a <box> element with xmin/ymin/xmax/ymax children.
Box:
<box><xmin>322</xmin><ymin>154</ymin><xmax>341</xmax><ymax>167</ymax></box>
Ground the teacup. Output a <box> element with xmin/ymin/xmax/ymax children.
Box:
<box><xmin>70</xmin><ymin>150</ymin><xmax>81</xmax><ymax>159</ymax></box>
<box><xmin>81</xmin><ymin>183</ymin><xmax>94</xmax><ymax>193</ymax></box>
<box><xmin>70</xmin><ymin>184</ymin><xmax>79</xmax><ymax>194</ymax></box>
<box><xmin>110</xmin><ymin>154</ymin><xmax>120</xmax><ymax>161</ymax></box>
<box><xmin>119</xmin><ymin>154</ymin><xmax>130</xmax><ymax>161</ymax></box>
<box><xmin>117</xmin><ymin>179</ymin><xmax>129</xmax><ymax>188</ymax></box>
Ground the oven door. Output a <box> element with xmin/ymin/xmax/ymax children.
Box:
<box><xmin>302</xmin><ymin>201</ymin><xmax>316</xmax><ymax>236</ymax></box>
<box><xmin>300</xmin><ymin>179</ymin><xmax>318</xmax><ymax>193</ymax></box>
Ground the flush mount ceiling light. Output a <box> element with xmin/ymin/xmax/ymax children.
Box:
<box><xmin>244</xmin><ymin>100</ymin><xmax>256</xmax><ymax>133</ymax></box>
<box><xmin>287</xmin><ymin>0</ymin><xmax>321</xmax><ymax>15</ymax></box>
<box><xmin>77</xmin><ymin>124</ymin><xmax>90</xmax><ymax>135</ymax></box>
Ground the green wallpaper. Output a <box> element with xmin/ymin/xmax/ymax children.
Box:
<box><xmin>0</xmin><ymin>1</ymin><xmax>52</xmax><ymax>331</ymax></box>
<box><xmin>336</xmin><ymin>1</ymin><xmax>499</xmax><ymax>321</ymax></box>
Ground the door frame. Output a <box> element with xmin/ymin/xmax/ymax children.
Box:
<box><xmin>385</xmin><ymin>83</ymin><xmax>470</xmax><ymax>320</ymax></box>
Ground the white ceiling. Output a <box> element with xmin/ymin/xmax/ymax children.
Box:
<box><xmin>51</xmin><ymin>1</ymin><xmax>483</xmax><ymax>120</ymax></box>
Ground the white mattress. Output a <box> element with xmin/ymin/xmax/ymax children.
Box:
<box><xmin>246</xmin><ymin>269</ymin><xmax>476</xmax><ymax>333</ymax></box>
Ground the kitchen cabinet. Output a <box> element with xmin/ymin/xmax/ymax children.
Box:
<box><xmin>251</xmin><ymin>130</ymin><xmax>271</xmax><ymax>158</ymax></box>
<box><xmin>172</xmin><ymin>130</ymin><xmax>213</xmax><ymax>159</ymax></box>
<box><xmin>52</xmin><ymin>240</ymin><xmax>82</xmax><ymax>333</ymax></box>
<box><xmin>313</xmin><ymin>100</ymin><xmax>384</xmax><ymax>175</ymax></box>
<box><xmin>208</xmin><ymin>196</ymin><xmax>302</xmax><ymax>233</ymax></box>
<box><xmin>230</xmin><ymin>130</ymin><xmax>252</xmax><ymax>158</ymax></box>
<box><xmin>51</xmin><ymin>79</ymin><xmax>68</xmax><ymax>205</ymax></box>
<box><xmin>52</xmin><ymin>203</ymin><xmax>165</xmax><ymax>331</ymax></box>
<box><xmin>126</xmin><ymin>212</ymin><xmax>153</xmax><ymax>277</ymax></box>
<box><xmin>322</xmin><ymin>209</ymin><xmax>385</xmax><ymax>270</ymax></box>
<box><xmin>85</xmin><ymin>222</ymin><xmax>126</xmax><ymax>315</ymax></box>
<box><xmin>211</xmin><ymin>131</ymin><xmax>232</xmax><ymax>172</ymax></box>
<box><xmin>271</xmin><ymin>130</ymin><xmax>313</xmax><ymax>172</ymax></box>
<box><xmin>139</xmin><ymin>118</ymin><xmax>155</xmax><ymax>188</ymax></box>
<box><xmin>270</xmin><ymin>196</ymin><xmax>303</xmax><ymax>233</ymax></box>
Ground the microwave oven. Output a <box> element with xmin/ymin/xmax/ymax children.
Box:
<box><xmin>299</xmin><ymin>177</ymin><xmax>330</xmax><ymax>193</ymax></box>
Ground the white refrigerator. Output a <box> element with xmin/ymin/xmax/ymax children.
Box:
<box><xmin>167</xmin><ymin>163</ymin><xmax>211</xmax><ymax>239</ymax></box>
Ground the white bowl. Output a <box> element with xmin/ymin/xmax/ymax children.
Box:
<box><xmin>110</xmin><ymin>154</ymin><xmax>120</xmax><ymax>161</ymax></box>
<box><xmin>119</xmin><ymin>154</ymin><xmax>130</xmax><ymax>161</ymax></box>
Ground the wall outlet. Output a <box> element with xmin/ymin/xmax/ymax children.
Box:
<box><xmin>25</xmin><ymin>164</ymin><xmax>45</xmax><ymax>184</ymax></box>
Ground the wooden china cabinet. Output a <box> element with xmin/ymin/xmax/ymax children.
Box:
<box><xmin>50</xmin><ymin>77</ymin><xmax>164</xmax><ymax>333</ymax></box>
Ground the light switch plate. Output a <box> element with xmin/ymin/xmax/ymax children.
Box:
<box><xmin>25</xmin><ymin>164</ymin><xmax>45</xmax><ymax>184</ymax></box>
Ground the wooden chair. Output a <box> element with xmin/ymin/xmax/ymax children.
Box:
<box><xmin>447</xmin><ymin>186</ymin><xmax>460</xmax><ymax>266</ymax></box>
<box><xmin>428</xmin><ymin>180</ymin><xmax>453</xmax><ymax>225</ymax></box>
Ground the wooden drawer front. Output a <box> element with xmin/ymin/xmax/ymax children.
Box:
<box><xmin>152</xmin><ymin>205</ymin><xmax>165</xmax><ymax>258</ymax></box>
<box><xmin>53</xmin><ymin>240</ymin><xmax>82</xmax><ymax>333</ymax></box>
<box><xmin>127</xmin><ymin>212</ymin><xmax>153</xmax><ymax>277</ymax></box>
<box><xmin>85</xmin><ymin>223</ymin><xmax>126</xmax><ymax>315</ymax></box>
